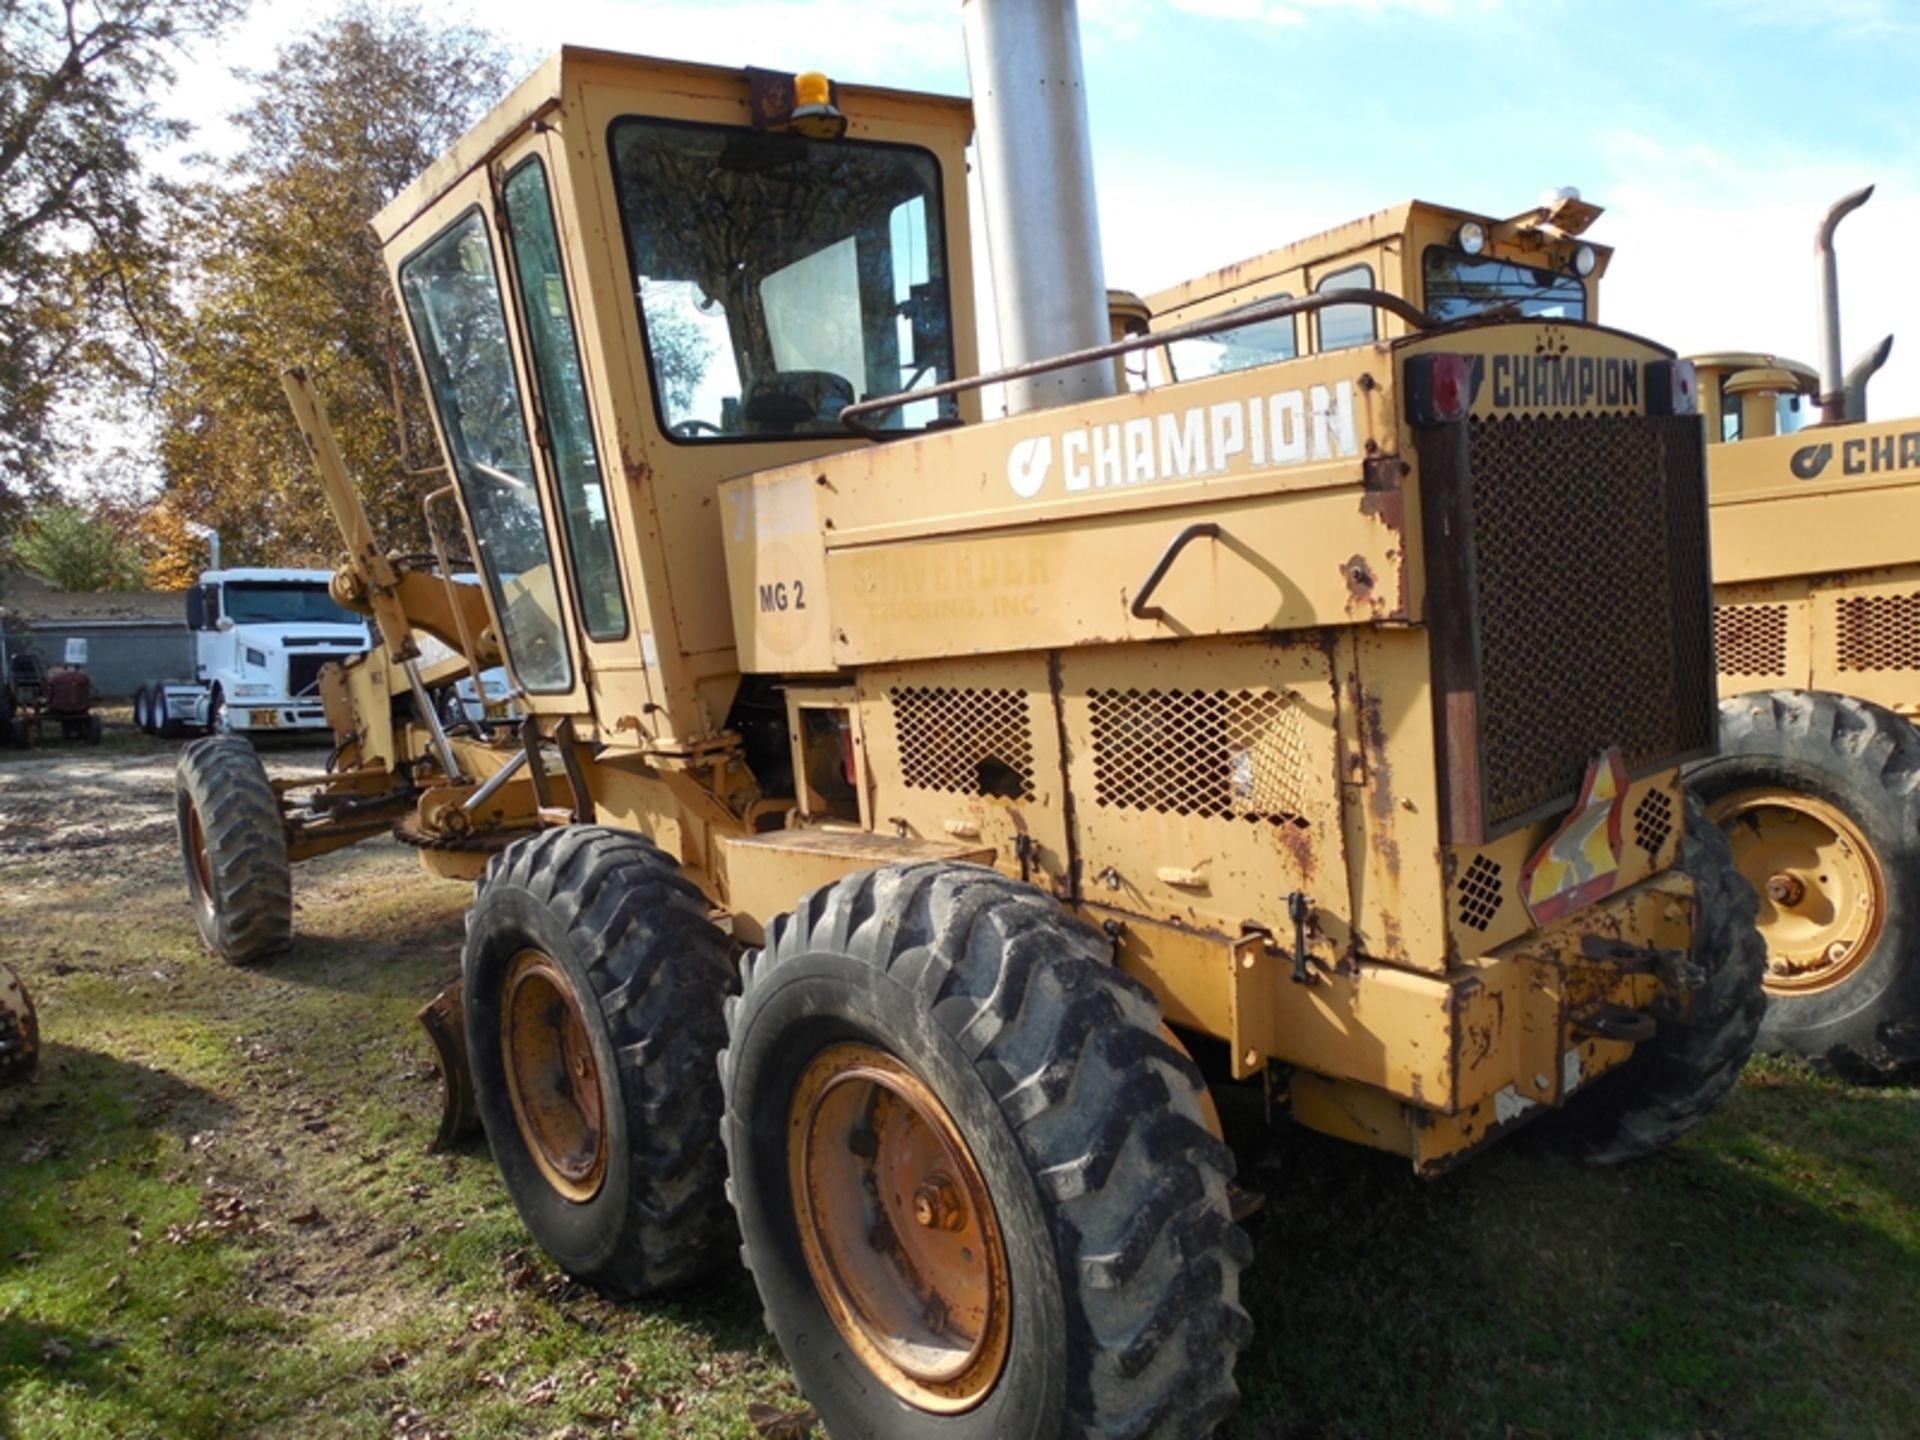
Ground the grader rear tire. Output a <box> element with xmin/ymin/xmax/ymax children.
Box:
<box><xmin>1534</xmin><ymin>795</ymin><xmax>1766</xmax><ymax>1164</ymax></box>
<box><xmin>175</xmin><ymin>736</ymin><xmax>293</xmax><ymax>964</ymax></box>
<box><xmin>462</xmin><ymin>827</ymin><xmax>737</xmax><ymax>1298</ymax></box>
<box><xmin>1689</xmin><ymin>690</ymin><xmax>1920</xmax><ymax>1072</ymax></box>
<box><xmin>721</xmin><ymin>864</ymin><xmax>1251</xmax><ymax>1440</ymax></box>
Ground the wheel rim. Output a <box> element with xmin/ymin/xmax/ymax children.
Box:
<box><xmin>500</xmin><ymin>949</ymin><xmax>608</xmax><ymax>1202</ymax></box>
<box><xmin>788</xmin><ymin>1042</ymin><xmax>1011</xmax><ymax>1414</ymax></box>
<box><xmin>185</xmin><ymin>800</ymin><xmax>216</xmax><ymax>915</ymax></box>
<box><xmin>1707</xmin><ymin>786</ymin><xmax>1886</xmax><ymax>995</ymax></box>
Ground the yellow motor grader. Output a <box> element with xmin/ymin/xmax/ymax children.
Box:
<box><xmin>172</xmin><ymin>9</ymin><xmax>1763</xmax><ymax>1435</ymax></box>
<box><xmin>1682</xmin><ymin>186</ymin><xmax>1920</xmax><ymax>1074</ymax></box>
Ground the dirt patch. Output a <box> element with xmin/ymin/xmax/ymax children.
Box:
<box><xmin>0</xmin><ymin>734</ymin><xmax>330</xmax><ymax>880</ymax></box>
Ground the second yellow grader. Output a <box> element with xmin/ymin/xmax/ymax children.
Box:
<box><xmin>173</xmin><ymin>7</ymin><xmax>1764</xmax><ymax>1436</ymax></box>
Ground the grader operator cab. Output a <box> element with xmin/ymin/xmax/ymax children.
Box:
<box><xmin>173</xmin><ymin>10</ymin><xmax>1764</xmax><ymax>1435</ymax></box>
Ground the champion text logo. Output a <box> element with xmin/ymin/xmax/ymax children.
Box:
<box><xmin>1004</xmin><ymin>381</ymin><xmax>1358</xmax><ymax>498</ymax></box>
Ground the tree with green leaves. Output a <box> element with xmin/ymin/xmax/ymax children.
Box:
<box><xmin>8</xmin><ymin>499</ymin><xmax>148</xmax><ymax>590</ymax></box>
<box><xmin>156</xmin><ymin>4</ymin><xmax>514</xmax><ymax>567</ymax></box>
<box><xmin>0</xmin><ymin>0</ymin><xmax>247</xmax><ymax>535</ymax></box>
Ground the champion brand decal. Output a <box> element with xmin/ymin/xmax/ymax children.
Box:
<box><xmin>1005</xmin><ymin>381</ymin><xmax>1358</xmax><ymax>498</ymax></box>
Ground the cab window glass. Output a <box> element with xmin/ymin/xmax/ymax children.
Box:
<box><xmin>1316</xmin><ymin>264</ymin><xmax>1376</xmax><ymax>351</ymax></box>
<box><xmin>1167</xmin><ymin>304</ymin><xmax>1297</xmax><ymax>381</ymax></box>
<box><xmin>1423</xmin><ymin>247</ymin><xmax>1587</xmax><ymax>321</ymax></box>
<box><xmin>399</xmin><ymin>208</ymin><xmax>572</xmax><ymax>692</ymax></box>
<box><xmin>502</xmin><ymin>158</ymin><xmax>628</xmax><ymax>642</ymax></box>
<box><xmin>610</xmin><ymin>118</ymin><xmax>957</xmax><ymax>440</ymax></box>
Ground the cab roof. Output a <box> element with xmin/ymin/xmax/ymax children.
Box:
<box><xmin>372</xmin><ymin>46</ymin><xmax>972</xmax><ymax>247</ymax></box>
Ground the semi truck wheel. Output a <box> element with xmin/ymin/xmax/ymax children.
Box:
<box><xmin>1534</xmin><ymin>795</ymin><xmax>1766</xmax><ymax>1164</ymax></box>
<box><xmin>175</xmin><ymin>736</ymin><xmax>293</xmax><ymax>964</ymax></box>
<box><xmin>462</xmin><ymin>826</ymin><xmax>736</xmax><ymax>1298</ymax></box>
<box><xmin>133</xmin><ymin>686</ymin><xmax>153</xmax><ymax>734</ymax></box>
<box><xmin>156</xmin><ymin>688</ymin><xmax>187</xmax><ymax>739</ymax></box>
<box><xmin>721</xmin><ymin>864</ymin><xmax>1251</xmax><ymax>1440</ymax></box>
<box><xmin>1689</xmin><ymin>690</ymin><xmax>1920</xmax><ymax>1073</ymax></box>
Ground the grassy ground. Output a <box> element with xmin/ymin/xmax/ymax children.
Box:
<box><xmin>2</xmin><ymin>715</ymin><xmax>1917</xmax><ymax>1438</ymax></box>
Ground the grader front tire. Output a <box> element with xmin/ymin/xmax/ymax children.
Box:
<box><xmin>462</xmin><ymin>826</ymin><xmax>736</xmax><ymax>1298</ymax></box>
<box><xmin>1535</xmin><ymin>795</ymin><xmax>1766</xmax><ymax>1164</ymax></box>
<box><xmin>175</xmin><ymin>736</ymin><xmax>293</xmax><ymax>964</ymax></box>
<box><xmin>721</xmin><ymin>864</ymin><xmax>1251</xmax><ymax>1440</ymax></box>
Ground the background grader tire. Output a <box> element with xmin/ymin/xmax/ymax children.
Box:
<box><xmin>721</xmin><ymin>863</ymin><xmax>1251</xmax><ymax>1440</ymax></box>
<box><xmin>0</xmin><ymin>962</ymin><xmax>38</xmax><ymax>1088</ymax></box>
<box><xmin>462</xmin><ymin>826</ymin><xmax>737</xmax><ymax>1298</ymax></box>
<box><xmin>1689</xmin><ymin>690</ymin><xmax>1920</xmax><ymax>1073</ymax></box>
<box><xmin>1533</xmin><ymin>795</ymin><xmax>1766</xmax><ymax>1164</ymax></box>
<box><xmin>175</xmin><ymin>736</ymin><xmax>293</xmax><ymax>964</ymax></box>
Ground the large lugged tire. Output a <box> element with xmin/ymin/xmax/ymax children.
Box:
<box><xmin>0</xmin><ymin>962</ymin><xmax>38</xmax><ymax>1088</ymax></box>
<box><xmin>175</xmin><ymin>736</ymin><xmax>292</xmax><ymax>964</ymax></box>
<box><xmin>722</xmin><ymin>864</ymin><xmax>1251</xmax><ymax>1440</ymax></box>
<box><xmin>462</xmin><ymin>826</ymin><xmax>736</xmax><ymax>1298</ymax></box>
<box><xmin>1535</xmin><ymin>795</ymin><xmax>1766</xmax><ymax>1163</ymax></box>
<box><xmin>1689</xmin><ymin>690</ymin><xmax>1920</xmax><ymax>1072</ymax></box>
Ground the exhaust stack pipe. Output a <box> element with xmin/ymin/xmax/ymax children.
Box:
<box><xmin>1844</xmin><ymin>333</ymin><xmax>1894</xmax><ymax>422</ymax></box>
<box><xmin>962</xmin><ymin>0</ymin><xmax>1115</xmax><ymax>415</ymax></box>
<box><xmin>1816</xmin><ymin>184</ymin><xmax>1873</xmax><ymax>425</ymax></box>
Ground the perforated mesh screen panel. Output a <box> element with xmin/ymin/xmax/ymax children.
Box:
<box><xmin>1836</xmin><ymin>593</ymin><xmax>1920</xmax><ymax>672</ymax></box>
<box><xmin>1463</xmin><ymin>413</ymin><xmax>1716</xmax><ymax>830</ymax></box>
<box><xmin>888</xmin><ymin>686</ymin><xmax>1036</xmax><ymax>800</ymax></box>
<box><xmin>1716</xmin><ymin>603</ymin><xmax>1789</xmax><ymax>678</ymax></box>
<box><xmin>1089</xmin><ymin>687</ymin><xmax>1310</xmax><ymax>825</ymax></box>
<box><xmin>1455</xmin><ymin>854</ymin><xmax>1504</xmax><ymax>932</ymax></box>
<box><xmin>1633</xmin><ymin>788</ymin><xmax>1675</xmax><ymax>858</ymax></box>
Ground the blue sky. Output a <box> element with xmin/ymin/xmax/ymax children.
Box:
<box><xmin>175</xmin><ymin>0</ymin><xmax>1920</xmax><ymax>413</ymax></box>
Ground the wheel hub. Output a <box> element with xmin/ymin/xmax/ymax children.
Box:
<box><xmin>1707</xmin><ymin>787</ymin><xmax>1885</xmax><ymax>995</ymax></box>
<box><xmin>500</xmin><ymin>950</ymin><xmax>608</xmax><ymax>1202</ymax></box>
<box><xmin>788</xmin><ymin>1043</ymin><xmax>1010</xmax><ymax>1414</ymax></box>
<box><xmin>186</xmin><ymin>801</ymin><xmax>215</xmax><ymax>916</ymax></box>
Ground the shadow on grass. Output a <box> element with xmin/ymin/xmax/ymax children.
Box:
<box><xmin>1224</xmin><ymin>1089</ymin><xmax>1920</xmax><ymax>1440</ymax></box>
<box><xmin>0</xmin><ymin>1316</ymin><xmax>126</xmax><ymax>1440</ymax></box>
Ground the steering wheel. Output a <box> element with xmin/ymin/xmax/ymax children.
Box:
<box><xmin>670</xmin><ymin>419</ymin><xmax>725</xmax><ymax>438</ymax></box>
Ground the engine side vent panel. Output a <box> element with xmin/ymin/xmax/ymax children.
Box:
<box><xmin>888</xmin><ymin>686</ymin><xmax>1037</xmax><ymax>800</ymax></box>
<box><xmin>1835</xmin><ymin>592</ymin><xmax>1920</xmax><ymax>673</ymax></box>
<box><xmin>1716</xmin><ymin>603</ymin><xmax>1790</xmax><ymax>678</ymax></box>
<box><xmin>1089</xmin><ymin>687</ymin><xmax>1309</xmax><ymax>826</ymax></box>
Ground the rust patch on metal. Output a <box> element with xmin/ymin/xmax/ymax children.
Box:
<box><xmin>619</xmin><ymin>441</ymin><xmax>652</xmax><ymax>489</ymax></box>
<box><xmin>1273</xmin><ymin>820</ymin><xmax>1318</xmax><ymax>882</ymax></box>
<box><xmin>1359</xmin><ymin>456</ymin><xmax>1408</xmax><ymax>532</ymax></box>
<box><xmin>1343</xmin><ymin>554</ymin><xmax>1377</xmax><ymax>609</ymax></box>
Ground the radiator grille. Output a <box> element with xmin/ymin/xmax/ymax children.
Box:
<box><xmin>1464</xmin><ymin>413</ymin><xmax>1716</xmax><ymax>830</ymax></box>
<box><xmin>286</xmin><ymin>653</ymin><xmax>341</xmax><ymax>698</ymax></box>
<box><xmin>1835</xmin><ymin>593</ymin><xmax>1920</xmax><ymax>672</ymax></box>
<box><xmin>1716</xmin><ymin>603</ymin><xmax>1789</xmax><ymax>678</ymax></box>
<box><xmin>889</xmin><ymin>686</ymin><xmax>1036</xmax><ymax>800</ymax></box>
<box><xmin>1088</xmin><ymin>687</ymin><xmax>1309</xmax><ymax>825</ymax></box>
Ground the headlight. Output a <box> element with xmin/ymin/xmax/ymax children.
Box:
<box><xmin>1571</xmin><ymin>242</ymin><xmax>1597</xmax><ymax>277</ymax></box>
<box><xmin>233</xmin><ymin>684</ymin><xmax>272</xmax><ymax>698</ymax></box>
<box><xmin>1454</xmin><ymin>220</ymin><xmax>1488</xmax><ymax>256</ymax></box>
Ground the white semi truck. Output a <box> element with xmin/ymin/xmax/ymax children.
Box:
<box><xmin>133</xmin><ymin>568</ymin><xmax>371</xmax><ymax>736</ymax></box>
